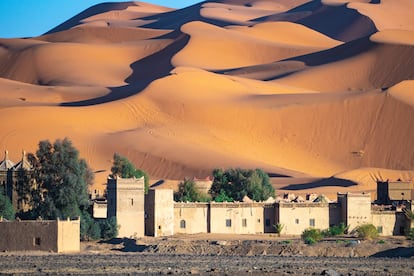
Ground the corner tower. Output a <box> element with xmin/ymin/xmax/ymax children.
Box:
<box><xmin>107</xmin><ymin>176</ymin><xmax>145</xmax><ymax>238</ymax></box>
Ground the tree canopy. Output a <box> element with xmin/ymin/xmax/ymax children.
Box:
<box><xmin>174</xmin><ymin>178</ymin><xmax>209</xmax><ymax>202</ymax></box>
<box><xmin>32</xmin><ymin>138</ymin><xmax>93</xmax><ymax>220</ymax></box>
<box><xmin>209</xmin><ymin>168</ymin><xmax>274</xmax><ymax>202</ymax></box>
<box><xmin>111</xmin><ymin>153</ymin><xmax>149</xmax><ymax>193</ymax></box>
<box><xmin>9</xmin><ymin>138</ymin><xmax>118</xmax><ymax>240</ymax></box>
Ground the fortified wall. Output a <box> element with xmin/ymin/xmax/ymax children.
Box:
<box><xmin>100</xmin><ymin>178</ymin><xmax>413</xmax><ymax>237</ymax></box>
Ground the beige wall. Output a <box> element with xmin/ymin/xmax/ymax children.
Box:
<box><xmin>209</xmin><ymin>203</ymin><xmax>264</xmax><ymax>234</ymax></box>
<box><xmin>146</xmin><ymin>189</ymin><xmax>174</xmax><ymax>237</ymax></box>
<box><xmin>277</xmin><ymin>203</ymin><xmax>329</xmax><ymax>235</ymax></box>
<box><xmin>0</xmin><ymin>218</ymin><xmax>79</xmax><ymax>253</ymax></box>
<box><xmin>174</xmin><ymin>203</ymin><xmax>209</xmax><ymax>234</ymax></box>
<box><xmin>57</xmin><ymin>219</ymin><xmax>80</xmax><ymax>252</ymax></box>
<box><xmin>339</xmin><ymin>193</ymin><xmax>372</xmax><ymax>232</ymax></box>
<box><xmin>93</xmin><ymin>201</ymin><xmax>107</xmax><ymax>219</ymax></box>
<box><xmin>107</xmin><ymin>176</ymin><xmax>145</xmax><ymax>238</ymax></box>
<box><xmin>372</xmin><ymin>211</ymin><xmax>397</xmax><ymax>236</ymax></box>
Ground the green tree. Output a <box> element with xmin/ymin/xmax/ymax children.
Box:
<box><xmin>32</xmin><ymin>138</ymin><xmax>93</xmax><ymax>220</ymax></box>
<box><xmin>111</xmin><ymin>153</ymin><xmax>149</xmax><ymax>194</ymax></box>
<box><xmin>174</xmin><ymin>179</ymin><xmax>209</xmax><ymax>202</ymax></box>
<box><xmin>0</xmin><ymin>188</ymin><xmax>15</xmax><ymax>220</ymax></box>
<box><xmin>209</xmin><ymin>168</ymin><xmax>274</xmax><ymax>202</ymax></box>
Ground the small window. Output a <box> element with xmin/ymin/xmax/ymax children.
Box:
<box><xmin>377</xmin><ymin>226</ymin><xmax>383</xmax><ymax>234</ymax></box>
<box><xmin>265</xmin><ymin>219</ymin><xmax>270</xmax><ymax>227</ymax></box>
<box><xmin>226</xmin><ymin>219</ymin><xmax>232</xmax><ymax>227</ymax></box>
<box><xmin>310</xmin><ymin>219</ymin><xmax>315</xmax><ymax>227</ymax></box>
<box><xmin>130</xmin><ymin>198</ymin><xmax>134</xmax><ymax>206</ymax></box>
<box><xmin>34</xmin><ymin>237</ymin><xmax>41</xmax><ymax>246</ymax></box>
<box><xmin>295</xmin><ymin>219</ymin><xmax>299</xmax><ymax>224</ymax></box>
<box><xmin>180</xmin><ymin>220</ymin><xmax>186</xmax><ymax>229</ymax></box>
<box><xmin>242</xmin><ymin>219</ymin><xmax>247</xmax><ymax>227</ymax></box>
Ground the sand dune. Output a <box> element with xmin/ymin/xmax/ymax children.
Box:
<box><xmin>173</xmin><ymin>20</ymin><xmax>340</xmax><ymax>70</ymax></box>
<box><xmin>0</xmin><ymin>0</ymin><xmax>413</xmax><ymax>195</ymax></box>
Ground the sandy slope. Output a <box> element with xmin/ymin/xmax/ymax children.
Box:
<box><xmin>0</xmin><ymin>0</ymin><xmax>413</xmax><ymax>196</ymax></box>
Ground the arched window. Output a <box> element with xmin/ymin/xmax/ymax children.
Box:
<box><xmin>180</xmin><ymin>220</ymin><xmax>186</xmax><ymax>229</ymax></box>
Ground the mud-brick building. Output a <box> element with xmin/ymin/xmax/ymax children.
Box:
<box><xmin>107</xmin><ymin>176</ymin><xmax>145</xmax><ymax>238</ymax></box>
<box><xmin>0</xmin><ymin>150</ymin><xmax>34</xmax><ymax>212</ymax></box>
<box><xmin>0</xmin><ymin>218</ymin><xmax>80</xmax><ymax>253</ymax></box>
<box><xmin>145</xmin><ymin>189</ymin><xmax>174</xmax><ymax>237</ymax></box>
<box><xmin>101</xmin><ymin>176</ymin><xmax>413</xmax><ymax>238</ymax></box>
<box><xmin>275</xmin><ymin>202</ymin><xmax>330</xmax><ymax>235</ymax></box>
<box><xmin>174</xmin><ymin>201</ymin><xmax>275</xmax><ymax>235</ymax></box>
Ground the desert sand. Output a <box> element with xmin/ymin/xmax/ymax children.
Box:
<box><xmin>0</xmin><ymin>0</ymin><xmax>413</xmax><ymax>198</ymax></box>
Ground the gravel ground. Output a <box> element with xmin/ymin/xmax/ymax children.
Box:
<box><xmin>0</xmin><ymin>253</ymin><xmax>413</xmax><ymax>275</ymax></box>
<box><xmin>0</xmin><ymin>235</ymin><xmax>414</xmax><ymax>275</ymax></box>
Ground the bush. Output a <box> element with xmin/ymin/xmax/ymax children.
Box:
<box><xmin>322</xmin><ymin>223</ymin><xmax>348</xmax><ymax>237</ymax></box>
<box><xmin>273</xmin><ymin>223</ymin><xmax>284</xmax><ymax>236</ymax></box>
<box><xmin>304</xmin><ymin>237</ymin><xmax>317</xmax><ymax>245</ymax></box>
<box><xmin>354</xmin><ymin>224</ymin><xmax>378</xmax><ymax>240</ymax></box>
<box><xmin>301</xmin><ymin>228</ymin><xmax>323</xmax><ymax>244</ymax></box>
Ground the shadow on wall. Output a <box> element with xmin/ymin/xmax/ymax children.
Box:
<box><xmin>280</xmin><ymin>177</ymin><xmax>357</xmax><ymax>190</ymax></box>
<box><xmin>99</xmin><ymin>238</ymin><xmax>149</xmax><ymax>252</ymax></box>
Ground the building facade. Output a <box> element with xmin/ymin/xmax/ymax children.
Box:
<box><xmin>0</xmin><ymin>150</ymin><xmax>34</xmax><ymax>212</ymax></box>
<box><xmin>107</xmin><ymin>176</ymin><xmax>145</xmax><ymax>238</ymax></box>
<box><xmin>0</xmin><ymin>218</ymin><xmax>80</xmax><ymax>253</ymax></box>
<box><xmin>103</xmin><ymin>177</ymin><xmax>413</xmax><ymax>238</ymax></box>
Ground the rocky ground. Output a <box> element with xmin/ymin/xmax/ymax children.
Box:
<box><xmin>0</xmin><ymin>234</ymin><xmax>414</xmax><ymax>275</ymax></box>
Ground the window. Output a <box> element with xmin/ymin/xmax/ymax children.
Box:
<box><xmin>242</xmin><ymin>219</ymin><xmax>247</xmax><ymax>227</ymax></box>
<box><xmin>265</xmin><ymin>219</ymin><xmax>270</xmax><ymax>227</ymax></box>
<box><xmin>130</xmin><ymin>198</ymin><xmax>134</xmax><ymax>206</ymax></box>
<box><xmin>226</xmin><ymin>219</ymin><xmax>232</xmax><ymax>227</ymax></box>
<box><xmin>377</xmin><ymin>226</ymin><xmax>383</xmax><ymax>234</ymax></box>
<box><xmin>34</xmin><ymin>237</ymin><xmax>41</xmax><ymax>246</ymax></box>
<box><xmin>180</xmin><ymin>220</ymin><xmax>186</xmax><ymax>229</ymax></box>
<box><xmin>295</xmin><ymin>219</ymin><xmax>299</xmax><ymax>224</ymax></box>
<box><xmin>310</xmin><ymin>219</ymin><xmax>315</xmax><ymax>227</ymax></box>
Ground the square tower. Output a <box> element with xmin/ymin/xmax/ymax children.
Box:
<box><xmin>145</xmin><ymin>189</ymin><xmax>174</xmax><ymax>237</ymax></box>
<box><xmin>107</xmin><ymin>176</ymin><xmax>145</xmax><ymax>238</ymax></box>
<box><xmin>337</xmin><ymin>192</ymin><xmax>371</xmax><ymax>231</ymax></box>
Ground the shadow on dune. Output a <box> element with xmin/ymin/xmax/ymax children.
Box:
<box><xmin>45</xmin><ymin>2</ymin><xmax>138</xmax><ymax>35</ymax></box>
<box><xmin>280</xmin><ymin>177</ymin><xmax>357</xmax><ymax>190</ymax></box>
<box><xmin>254</xmin><ymin>0</ymin><xmax>377</xmax><ymax>42</ymax></box>
<box><xmin>371</xmin><ymin>247</ymin><xmax>414</xmax><ymax>258</ymax></box>
<box><xmin>99</xmin><ymin>238</ymin><xmax>149</xmax><ymax>252</ymax></box>
<box><xmin>61</xmin><ymin>31</ymin><xmax>189</xmax><ymax>106</ymax></box>
<box><xmin>139</xmin><ymin>2</ymin><xmax>238</xmax><ymax>29</ymax></box>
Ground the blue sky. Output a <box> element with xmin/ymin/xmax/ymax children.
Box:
<box><xmin>0</xmin><ymin>0</ymin><xmax>200</xmax><ymax>38</ymax></box>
